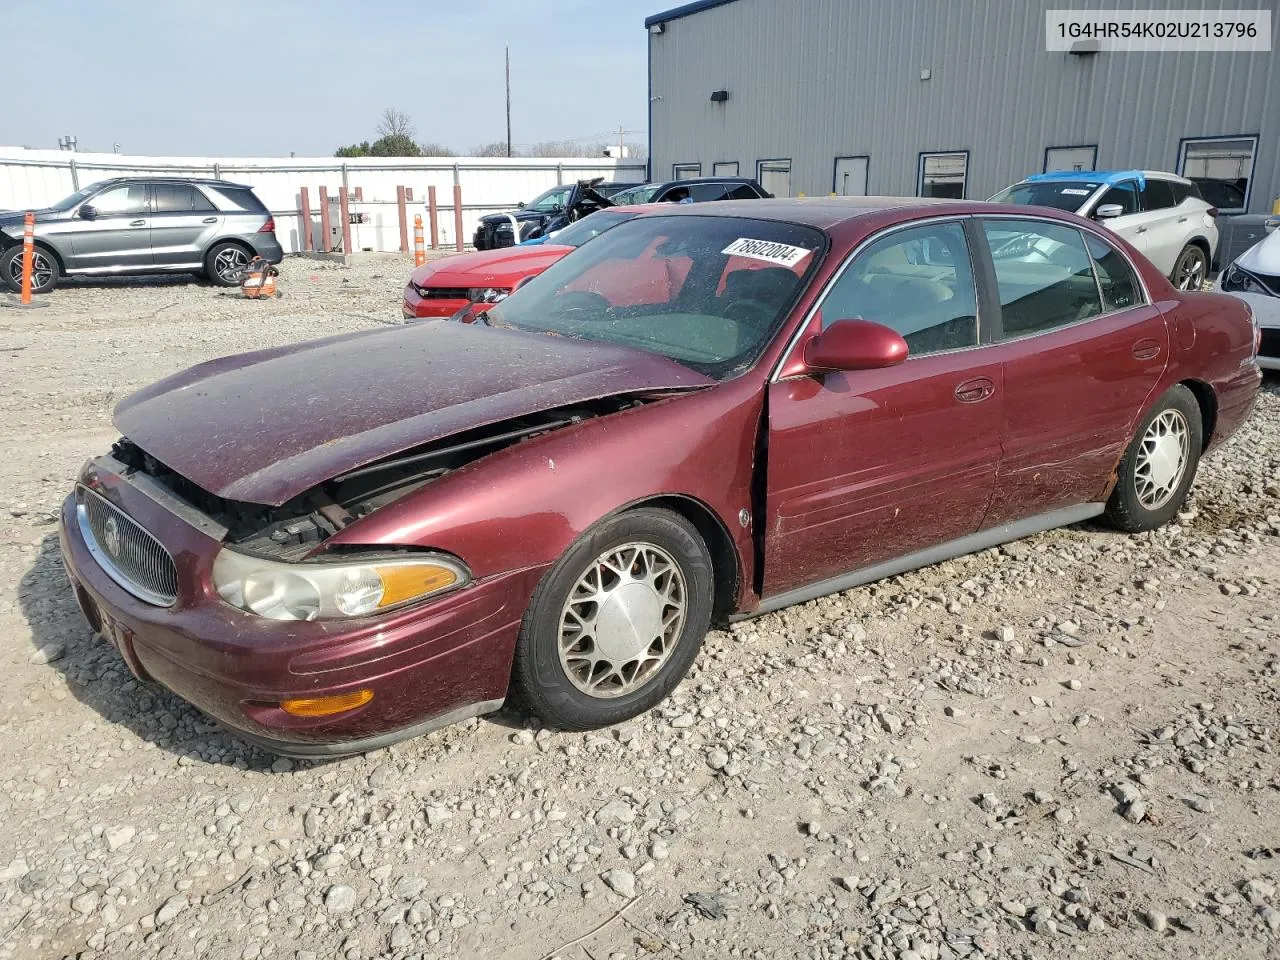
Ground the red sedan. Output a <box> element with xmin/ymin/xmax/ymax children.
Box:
<box><xmin>402</xmin><ymin>205</ymin><xmax>660</xmax><ymax>319</ymax></box>
<box><xmin>60</xmin><ymin>199</ymin><xmax>1261</xmax><ymax>756</ymax></box>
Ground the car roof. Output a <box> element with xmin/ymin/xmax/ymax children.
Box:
<box><xmin>1023</xmin><ymin>170</ymin><xmax>1190</xmax><ymax>188</ymax></box>
<box><xmin>88</xmin><ymin>176</ymin><xmax>255</xmax><ymax>188</ymax></box>
<box><xmin>629</xmin><ymin>196</ymin><xmax>969</xmax><ymax>230</ymax></box>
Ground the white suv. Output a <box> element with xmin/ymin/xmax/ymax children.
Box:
<box><xmin>990</xmin><ymin>170</ymin><xmax>1219</xmax><ymax>290</ymax></box>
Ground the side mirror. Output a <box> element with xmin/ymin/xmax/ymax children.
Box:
<box><xmin>516</xmin><ymin>201</ymin><xmax>525</xmax><ymax>209</ymax></box>
<box><xmin>79</xmin><ymin>204</ymin><xmax>97</xmax><ymax>219</ymax></box>
<box><xmin>803</xmin><ymin>319</ymin><xmax>908</xmax><ymax>373</ymax></box>
<box><xmin>513</xmin><ymin>274</ymin><xmax>536</xmax><ymax>292</ymax></box>
<box><xmin>1093</xmin><ymin>203</ymin><xmax>1124</xmax><ymax>220</ymax></box>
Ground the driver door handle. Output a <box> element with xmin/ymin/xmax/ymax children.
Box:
<box><xmin>129</xmin><ymin>219</ymin><xmax>146</xmax><ymax>227</ymax></box>
<box><xmin>954</xmin><ymin>376</ymin><xmax>996</xmax><ymax>404</ymax></box>
<box><xmin>1135</xmin><ymin>226</ymin><xmax>1147</xmax><ymax>234</ymax></box>
<box><xmin>202</xmin><ymin>217</ymin><xmax>218</xmax><ymax>224</ymax></box>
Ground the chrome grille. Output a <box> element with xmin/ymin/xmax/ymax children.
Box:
<box><xmin>76</xmin><ymin>486</ymin><xmax>178</xmax><ymax>606</ymax></box>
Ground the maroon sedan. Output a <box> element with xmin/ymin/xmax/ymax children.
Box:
<box><xmin>59</xmin><ymin>199</ymin><xmax>1261</xmax><ymax>756</ymax></box>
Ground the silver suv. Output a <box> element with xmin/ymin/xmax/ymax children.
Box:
<box><xmin>0</xmin><ymin>177</ymin><xmax>283</xmax><ymax>293</ymax></box>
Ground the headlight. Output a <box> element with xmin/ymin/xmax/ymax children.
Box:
<box><xmin>212</xmin><ymin>549</ymin><xmax>468</xmax><ymax>621</ymax></box>
<box><xmin>467</xmin><ymin>287</ymin><xmax>510</xmax><ymax>303</ymax></box>
<box><xmin>1221</xmin><ymin>265</ymin><xmax>1271</xmax><ymax>296</ymax></box>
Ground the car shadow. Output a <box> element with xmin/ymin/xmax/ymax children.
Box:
<box><xmin>20</xmin><ymin>530</ymin><xmax>528</xmax><ymax>768</ymax></box>
<box><xmin>56</xmin><ymin>274</ymin><xmax>210</xmax><ymax>291</ymax></box>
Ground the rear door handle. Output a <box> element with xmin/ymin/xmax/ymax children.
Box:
<box><xmin>1132</xmin><ymin>338</ymin><xmax>1161</xmax><ymax>360</ymax></box>
<box><xmin>954</xmin><ymin>376</ymin><xmax>995</xmax><ymax>403</ymax></box>
<box><xmin>1135</xmin><ymin>226</ymin><xmax>1147</xmax><ymax>234</ymax></box>
<box><xmin>202</xmin><ymin>217</ymin><xmax>218</xmax><ymax>224</ymax></box>
<box><xmin>129</xmin><ymin>219</ymin><xmax>146</xmax><ymax>226</ymax></box>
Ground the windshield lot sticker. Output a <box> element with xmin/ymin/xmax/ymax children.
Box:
<box><xmin>1060</xmin><ymin>188</ymin><xmax>1093</xmax><ymax>196</ymax></box>
<box><xmin>722</xmin><ymin>238</ymin><xmax>811</xmax><ymax>268</ymax></box>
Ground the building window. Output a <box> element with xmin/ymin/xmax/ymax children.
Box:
<box><xmin>917</xmin><ymin>151</ymin><xmax>968</xmax><ymax>199</ymax></box>
<box><xmin>758</xmin><ymin>158</ymin><xmax>792</xmax><ymax>197</ymax></box>
<box><xmin>1043</xmin><ymin>145</ymin><xmax>1097</xmax><ymax>173</ymax></box>
<box><xmin>673</xmin><ymin>163</ymin><xmax>701</xmax><ymax>179</ymax></box>
<box><xmin>1178</xmin><ymin>135</ymin><xmax>1258</xmax><ymax>212</ymax></box>
<box><xmin>712</xmin><ymin>161</ymin><xmax>739</xmax><ymax>177</ymax></box>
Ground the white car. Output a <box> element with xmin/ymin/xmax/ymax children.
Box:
<box><xmin>1217</xmin><ymin>218</ymin><xmax>1280</xmax><ymax>370</ymax></box>
<box><xmin>990</xmin><ymin>170</ymin><xmax>1219</xmax><ymax>290</ymax></box>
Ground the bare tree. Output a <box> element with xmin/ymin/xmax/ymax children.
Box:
<box><xmin>470</xmin><ymin>141</ymin><xmax>512</xmax><ymax>158</ymax></box>
<box><xmin>377</xmin><ymin>108</ymin><xmax>416</xmax><ymax>140</ymax></box>
<box><xmin>624</xmin><ymin>142</ymin><xmax>648</xmax><ymax>161</ymax></box>
<box><xmin>526</xmin><ymin>140</ymin><xmax>602</xmax><ymax>158</ymax></box>
<box><xmin>418</xmin><ymin>141</ymin><xmax>457</xmax><ymax>157</ymax></box>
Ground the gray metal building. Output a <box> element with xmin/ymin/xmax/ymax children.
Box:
<box><xmin>645</xmin><ymin>0</ymin><xmax>1279</xmax><ymax>215</ymax></box>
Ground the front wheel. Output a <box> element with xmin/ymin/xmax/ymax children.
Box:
<box><xmin>2</xmin><ymin>244</ymin><xmax>59</xmax><ymax>294</ymax></box>
<box><xmin>1105</xmin><ymin>385</ymin><xmax>1203</xmax><ymax>532</ymax></box>
<box><xmin>1170</xmin><ymin>244</ymin><xmax>1208</xmax><ymax>291</ymax></box>
<box><xmin>511</xmin><ymin>508</ymin><xmax>714</xmax><ymax>730</ymax></box>
<box><xmin>204</xmin><ymin>242</ymin><xmax>251</xmax><ymax>287</ymax></box>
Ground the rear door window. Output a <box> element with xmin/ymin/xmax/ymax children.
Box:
<box><xmin>727</xmin><ymin>183</ymin><xmax>761</xmax><ymax>199</ymax></box>
<box><xmin>689</xmin><ymin>182</ymin><xmax>730</xmax><ymax>201</ymax></box>
<box><xmin>981</xmin><ymin>219</ymin><xmax>1103</xmax><ymax>338</ymax></box>
<box><xmin>152</xmin><ymin>184</ymin><xmax>216</xmax><ymax>213</ymax></box>
<box><xmin>1084</xmin><ymin>233</ymin><xmax>1143</xmax><ymax>312</ymax></box>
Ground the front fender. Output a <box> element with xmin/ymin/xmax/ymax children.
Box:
<box><xmin>323</xmin><ymin>379</ymin><xmax>764</xmax><ymax>610</ymax></box>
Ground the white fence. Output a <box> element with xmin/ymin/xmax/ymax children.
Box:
<box><xmin>0</xmin><ymin>148</ymin><xmax>647</xmax><ymax>253</ymax></box>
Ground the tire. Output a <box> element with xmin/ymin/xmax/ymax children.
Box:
<box><xmin>1</xmin><ymin>243</ymin><xmax>60</xmax><ymax>294</ymax></box>
<box><xmin>204</xmin><ymin>241</ymin><xmax>251</xmax><ymax>287</ymax></box>
<box><xmin>511</xmin><ymin>507</ymin><xmax>714</xmax><ymax>730</ymax></box>
<box><xmin>1105</xmin><ymin>385</ymin><xmax>1203</xmax><ymax>533</ymax></box>
<box><xmin>1170</xmin><ymin>244</ymin><xmax>1208</xmax><ymax>291</ymax></box>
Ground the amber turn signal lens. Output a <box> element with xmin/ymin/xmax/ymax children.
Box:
<box><xmin>280</xmin><ymin>689</ymin><xmax>374</xmax><ymax>717</ymax></box>
<box><xmin>375</xmin><ymin>564</ymin><xmax>458</xmax><ymax>608</ymax></box>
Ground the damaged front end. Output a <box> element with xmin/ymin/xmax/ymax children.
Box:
<box><xmin>107</xmin><ymin>394</ymin><xmax>660</xmax><ymax>562</ymax></box>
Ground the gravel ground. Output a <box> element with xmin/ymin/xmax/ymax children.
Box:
<box><xmin>1</xmin><ymin>255</ymin><xmax>1277</xmax><ymax>960</ymax></box>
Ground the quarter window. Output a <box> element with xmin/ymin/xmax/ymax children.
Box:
<box><xmin>918</xmin><ymin>152</ymin><xmax>968</xmax><ymax>199</ymax></box>
<box><xmin>90</xmin><ymin>184</ymin><xmax>148</xmax><ymax>216</ymax></box>
<box><xmin>1096</xmin><ymin>180</ymin><xmax>1139</xmax><ymax>216</ymax></box>
<box><xmin>982</xmin><ymin>220</ymin><xmax>1103</xmax><ymax>338</ymax></box>
<box><xmin>1084</xmin><ymin>234</ymin><xmax>1143</xmax><ymax>312</ymax></box>
<box><xmin>818</xmin><ymin>222</ymin><xmax>978</xmax><ymax>356</ymax></box>
<box><xmin>1178</xmin><ymin>136</ymin><xmax>1257</xmax><ymax>212</ymax></box>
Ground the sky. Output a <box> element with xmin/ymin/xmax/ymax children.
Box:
<box><xmin>3</xmin><ymin>0</ymin><xmax>664</xmax><ymax>158</ymax></box>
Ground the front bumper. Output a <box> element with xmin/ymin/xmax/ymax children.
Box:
<box><xmin>402</xmin><ymin>282</ymin><xmax>469</xmax><ymax>320</ymax></box>
<box><xmin>58</xmin><ymin>464</ymin><xmax>540</xmax><ymax>756</ymax></box>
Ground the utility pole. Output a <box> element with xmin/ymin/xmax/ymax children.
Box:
<box><xmin>505</xmin><ymin>45</ymin><xmax>512</xmax><ymax>159</ymax></box>
<box><xmin>617</xmin><ymin>126</ymin><xmax>626</xmax><ymax>155</ymax></box>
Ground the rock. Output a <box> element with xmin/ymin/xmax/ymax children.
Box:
<box><xmin>877</xmin><ymin>710</ymin><xmax>903</xmax><ymax>735</ymax></box>
<box><xmin>29</xmin><ymin>643</ymin><xmax>65</xmax><ymax>665</ymax></box>
<box><xmin>996</xmin><ymin>625</ymin><xmax>1016</xmax><ymax>643</ymax></box>
<box><xmin>1112</xmin><ymin>782</ymin><xmax>1142</xmax><ymax>805</ymax></box>
<box><xmin>313</xmin><ymin>851</ymin><xmax>346</xmax><ymax>871</ymax></box>
<box><xmin>601</xmin><ymin>869</ymin><xmax>636</xmax><ymax>898</ymax></box>
<box><xmin>1123</xmin><ymin>800</ymin><xmax>1149</xmax><ymax>824</ymax></box>
<box><xmin>596</xmin><ymin>799</ymin><xmax>636</xmax><ymax>825</ymax></box>
<box><xmin>155</xmin><ymin>894</ymin><xmax>188</xmax><ymax>927</ymax></box>
<box><xmin>71</xmin><ymin>891</ymin><xmax>100</xmax><ymax>916</ymax></box>
<box><xmin>649</xmin><ymin>840</ymin><xmax>670</xmax><ymax>861</ymax></box>
<box><xmin>104</xmin><ymin>825</ymin><xmax>135</xmax><ymax>851</ymax></box>
<box><xmin>706</xmin><ymin>748</ymin><xmax>730</xmax><ymax>770</ymax></box>
<box><xmin>1185</xmin><ymin>794</ymin><xmax>1214</xmax><ymax>814</ymax></box>
<box><xmin>425</xmin><ymin>805</ymin><xmax>453</xmax><ymax>828</ymax></box>
<box><xmin>389</xmin><ymin>924</ymin><xmax>413</xmax><ymax>950</ymax></box>
<box><xmin>0</xmin><ymin>859</ymin><xmax>28</xmax><ymax>882</ymax></box>
<box><xmin>1143</xmin><ymin>909</ymin><xmax>1167</xmax><ymax>933</ymax></box>
<box><xmin>325</xmin><ymin>885</ymin><xmax>358</xmax><ymax>914</ymax></box>
<box><xmin>837</xmin><ymin>876</ymin><xmax>859</xmax><ymax>892</ymax></box>
<box><xmin>1261</xmin><ymin>906</ymin><xmax>1280</xmax><ymax>933</ymax></box>
<box><xmin>1065</xmin><ymin>679</ymin><xmax>1083</xmax><ymax>691</ymax></box>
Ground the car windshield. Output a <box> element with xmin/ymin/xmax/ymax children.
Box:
<box><xmin>47</xmin><ymin>183</ymin><xmax>103</xmax><ymax>212</ymax></box>
<box><xmin>989</xmin><ymin>180</ymin><xmax>1103</xmax><ymax>211</ymax></box>
<box><xmin>607</xmin><ymin>184</ymin><xmax>662</xmax><ymax>205</ymax></box>
<box><xmin>548</xmin><ymin>210</ymin><xmax>641</xmax><ymax>247</ymax></box>
<box><xmin>484</xmin><ymin>215</ymin><xmax>825</xmax><ymax>380</ymax></box>
<box><xmin>524</xmin><ymin>186</ymin><xmax>572</xmax><ymax>213</ymax></box>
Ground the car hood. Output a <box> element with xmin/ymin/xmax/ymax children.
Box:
<box><xmin>480</xmin><ymin>209</ymin><xmax>552</xmax><ymax>225</ymax></box>
<box><xmin>409</xmin><ymin>245</ymin><xmax>573</xmax><ymax>287</ymax></box>
<box><xmin>1236</xmin><ymin>228</ymin><xmax>1280</xmax><ymax>276</ymax></box>
<box><xmin>0</xmin><ymin>207</ymin><xmax>62</xmax><ymax>231</ymax></box>
<box><xmin>114</xmin><ymin>321</ymin><xmax>714</xmax><ymax>506</ymax></box>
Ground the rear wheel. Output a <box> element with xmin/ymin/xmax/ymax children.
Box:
<box><xmin>2</xmin><ymin>244</ymin><xmax>59</xmax><ymax>293</ymax></box>
<box><xmin>511</xmin><ymin>508</ymin><xmax>714</xmax><ymax>730</ymax></box>
<box><xmin>1171</xmin><ymin>244</ymin><xmax>1208</xmax><ymax>291</ymax></box>
<box><xmin>1105</xmin><ymin>385</ymin><xmax>1203</xmax><ymax>532</ymax></box>
<box><xmin>204</xmin><ymin>242</ymin><xmax>251</xmax><ymax>286</ymax></box>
